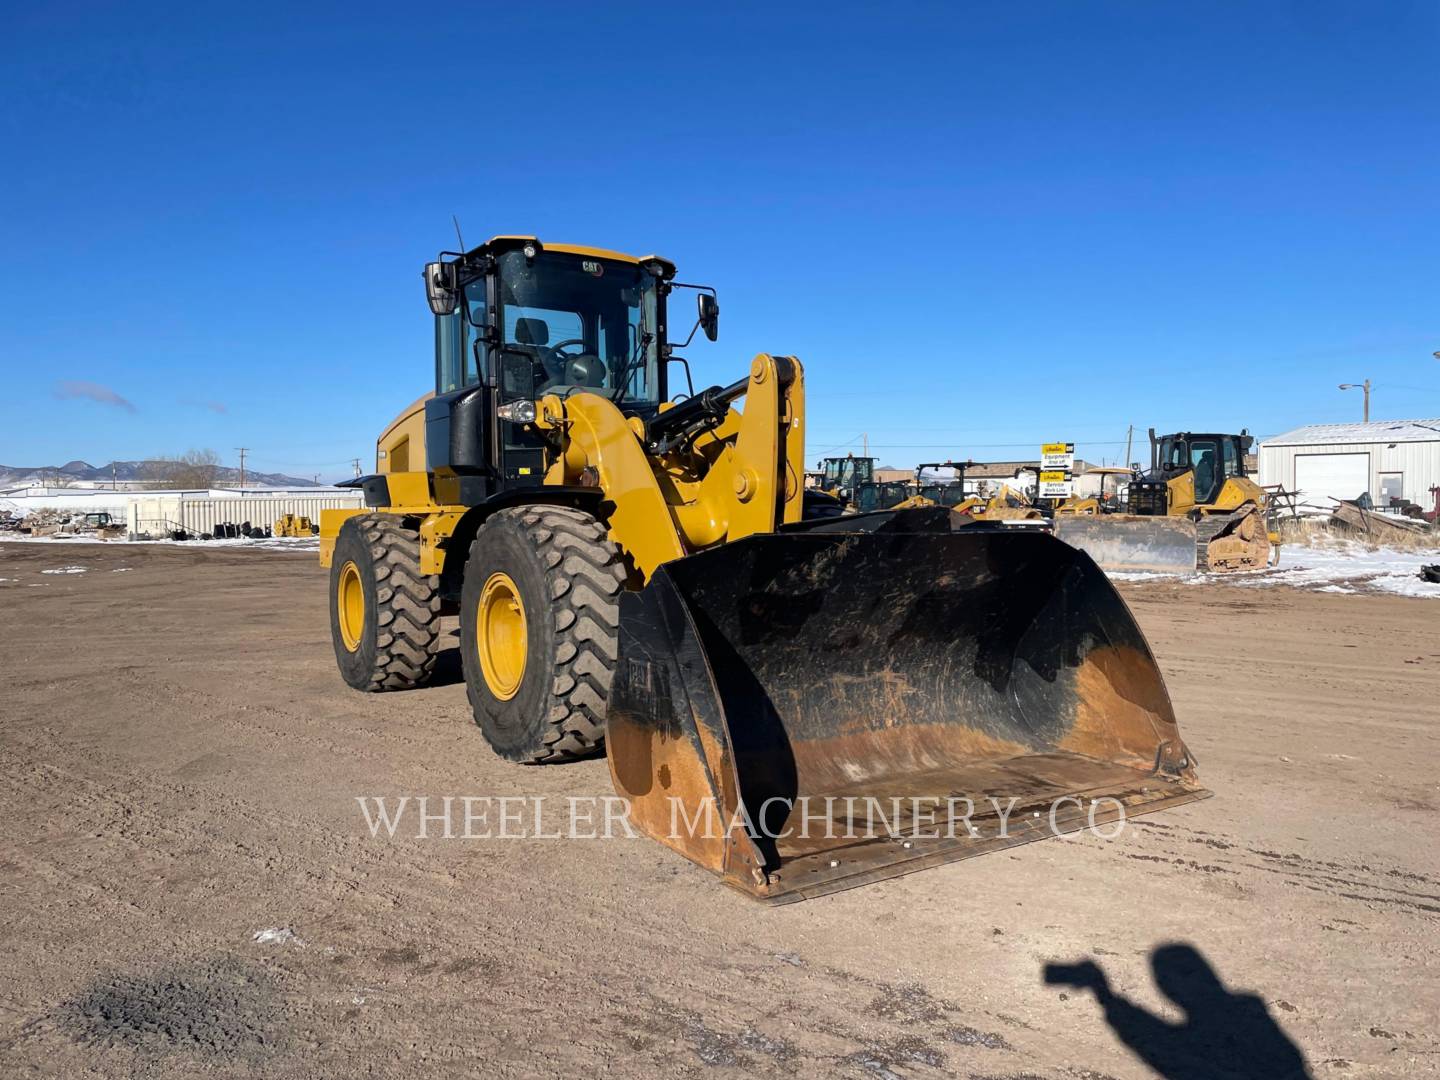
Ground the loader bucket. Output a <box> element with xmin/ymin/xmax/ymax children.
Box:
<box><xmin>606</xmin><ymin>524</ymin><xmax>1209</xmax><ymax>903</ymax></box>
<box><xmin>1052</xmin><ymin>515</ymin><xmax>1200</xmax><ymax>576</ymax></box>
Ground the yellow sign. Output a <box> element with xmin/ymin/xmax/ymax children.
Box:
<box><xmin>1039</xmin><ymin>470</ymin><xmax>1068</xmax><ymax>483</ymax></box>
<box><xmin>1041</xmin><ymin>443</ymin><xmax>1069</xmax><ymax>457</ymax></box>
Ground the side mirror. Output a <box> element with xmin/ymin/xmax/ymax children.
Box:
<box><xmin>424</xmin><ymin>261</ymin><xmax>459</xmax><ymax>316</ymax></box>
<box><xmin>697</xmin><ymin>293</ymin><xmax>719</xmax><ymax>342</ymax></box>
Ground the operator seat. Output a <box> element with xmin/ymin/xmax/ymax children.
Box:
<box><xmin>512</xmin><ymin>316</ymin><xmax>564</xmax><ymax>389</ymax></box>
<box><xmin>514</xmin><ymin>316</ymin><xmax>550</xmax><ymax>354</ymax></box>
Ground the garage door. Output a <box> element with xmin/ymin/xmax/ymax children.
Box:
<box><xmin>1295</xmin><ymin>452</ymin><xmax>1369</xmax><ymax>505</ymax></box>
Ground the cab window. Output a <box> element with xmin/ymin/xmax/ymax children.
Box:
<box><xmin>464</xmin><ymin>286</ymin><xmax>488</xmax><ymax>386</ymax></box>
<box><xmin>434</xmin><ymin>280</ymin><xmax>488</xmax><ymax>394</ymax></box>
<box><xmin>1190</xmin><ymin>438</ymin><xmax>1220</xmax><ymax>501</ymax></box>
<box><xmin>1223</xmin><ymin>437</ymin><xmax>1240</xmax><ymax>478</ymax></box>
<box><xmin>435</xmin><ymin>311</ymin><xmax>464</xmax><ymax>393</ymax></box>
<box><xmin>496</xmin><ymin>250</ymin><xmax>659</xmax><ymax>405</ymax></box>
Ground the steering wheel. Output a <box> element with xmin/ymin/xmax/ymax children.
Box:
<box><xmin>540</xmin><ymin>339</ymin><xmax>607</xmax><ymax>388</ymax></box>
<box><xmin>539</xmin><ymin>339</ymin><xmax>586</xmax><ymax>380</ymax></box>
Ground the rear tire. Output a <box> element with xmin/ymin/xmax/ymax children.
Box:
<box><xmin>330</xmin><ymin>514</ymin><xmax>443</xmax><ymax>691</ymax></box>
<box><xmin>460</xmin><ymin>506</ymin><xmax>626</xmax><ymax>763</ymax></box>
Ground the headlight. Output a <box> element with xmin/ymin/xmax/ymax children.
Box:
<box><xmin>497</xmin><ymin>400</ymin><xmax>537</xmax><ymax>424</ymax></box>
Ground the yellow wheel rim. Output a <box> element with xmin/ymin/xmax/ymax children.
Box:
<box><xmin>477</xmin><ymin>571</ymin><xmax>527</xmax><ymax>700</ymax></box>
<box><xmin>337</xmin><ymin>560</ymin><xmax>365</xmax><ymax>652</ymax></box>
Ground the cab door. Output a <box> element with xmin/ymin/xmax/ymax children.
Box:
<box><xmin>1189</xmin><ymin>438</ymin><xmax>1223</xmax><ymax>505</ymax></box>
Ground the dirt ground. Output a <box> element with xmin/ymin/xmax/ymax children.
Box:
<box><xmin>1</xmin><ymin>541</ymin><xmax>1437</xmax><ymax>1080</ymax></box>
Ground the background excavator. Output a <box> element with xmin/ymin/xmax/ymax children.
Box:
<box><xmin>1053</xmin><ymin>429</ymin><xmax>1280</xmax><ymax>574</ymax></box>
<box><xmin>319</xmin><ymin>236</ymin><xmax>1207</xmax><ymax>902</ymax></box>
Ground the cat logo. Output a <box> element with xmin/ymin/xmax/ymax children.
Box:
<box><xmin>582</xmin><ymin>260</ymin><xmax>604</xmax><ymax>277</ymax></box>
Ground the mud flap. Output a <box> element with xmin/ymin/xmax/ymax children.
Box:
<box><xmin>606</xmin><ymin>527</ymin><xmax>1209</xmax><ymax>903</ymax></box>
<box><xmin>1052</xmin><ymin>515</ymin><xmax>1200</xmax><ymax>576</ymax></box>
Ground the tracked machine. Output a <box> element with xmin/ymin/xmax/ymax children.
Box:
<box><xmin>320</xmin><ymin>236</ymin><xmax>1208</xmax><ymax>902</ymax></box>
<box><xmin>1053</xmin><ymin>430</ymin><xmax>1279</xmax><ymax>575</ymax></box>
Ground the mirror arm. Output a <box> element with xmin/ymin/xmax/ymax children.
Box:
<box><xmin>671</xmin><ymin>318</ymin><xmax>703</xmax><ymax>350</ymax></box>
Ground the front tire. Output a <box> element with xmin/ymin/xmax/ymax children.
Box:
<box><xmin>329</xmin><ymin>514</ymin><xmax>443</xmax><ymax>691</ymax></box>
<box><xmin>460</xmin><ymin>506</ymin><xmax>626</xmax><ymax>763</ymax></box>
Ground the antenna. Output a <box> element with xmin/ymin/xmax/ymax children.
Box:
<box><xmin>452</xmin><ymin>214</ymin><xmax>467</xmax><ymax>253</ymax></box>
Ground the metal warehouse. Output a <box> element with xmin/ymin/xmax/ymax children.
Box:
<box><xmin>1258</xmin><ymin>418</ymin><xmax>1440</xmax><ymax>511</ymax></box>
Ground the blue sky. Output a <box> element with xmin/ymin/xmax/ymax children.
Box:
<box><xmin>2</xmin><ymin>2</ymin><xmax>1437</xmax><ymax>479</ymax></box>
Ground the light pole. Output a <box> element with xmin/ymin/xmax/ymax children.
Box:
<box><xmin>1338</xmin><ymin>380</ymin><xmax>1371</xmax><ymax>422</ymax></box>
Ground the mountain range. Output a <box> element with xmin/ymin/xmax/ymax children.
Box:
<box><xmin>0</xmin><ymin>460</ymin><xmax>325</xmax><ymax>488</ymax></box>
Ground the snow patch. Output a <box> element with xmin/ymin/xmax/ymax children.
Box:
<box><xmin>252</xmin><ymin>927</ymin><xmax>302</xmax><ymax>946</ymax></box>
<box><xmin>1099</xmin><ymin>537</ymin><xmax>1440</xmax><ymax>598</ymax></box>
<box><xmin>1233</xmin><ymin>539</ymin><xmax>1440</xmax><ymax>599</ymax></box>
<box><xmin>41</xmin><ymin>566</ymin><xmax>87</xmax><ymax>575</ymax></box>
<box><xmin>1</xmin><ymin>534</ymin><xmax>318</xmax><ymax>552</ymax></box>
<box><xmin>1103</xmin><ymin>571</ymin><xmax>1173</xmax><ymax>583</ymax></box>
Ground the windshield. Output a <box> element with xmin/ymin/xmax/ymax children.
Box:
<box><xmin>825</xmin><ymin>458</ymin><xmax>873</xmax><ymax>487</ymax></box>
<box><xmin>492</xmin><ymin>250</ymin><xmax>659</xmax><ymax>406</ymax></box>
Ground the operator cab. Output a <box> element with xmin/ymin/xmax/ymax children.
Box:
<box><xmin>915</xmin><ymin>462</ymin><xmax>968</xmax><ymax>508</ymax></box>
<box><xmin>421</xmin><ymin>237</ymin><xmax>716</xmax><ymax>499</ymax></box>
<box><xmin>1132</xmin><ymin>430</ymin><xmax>1253</xmax><ymax>511</ymax></box>
<box><xmin>819</xmin><ymin>455</ymin><xmax>874</xmax><ymax>501</ymax></box>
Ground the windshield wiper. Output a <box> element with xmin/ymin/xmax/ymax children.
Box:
<box><xmin>611</xmin><ymin>331</ymin><xmax>652</xmax><ymax>408</ymax></box>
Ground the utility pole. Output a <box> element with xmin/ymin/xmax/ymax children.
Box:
<box><xmin>1337</xmin><ymin>380</ymin><xmax>1371</xmax><ymax>422</ymax></box>
<box><xmin>352</xmin><ymin>458</ymin><xmax>362</xmax><ymax>478</ymax></box>
<box><xmin>1124</xmin><ymin>425</ymin><xmax>1134</xmax><ymax>470</ymax></box>
<box><xmin>863</xmin><ymin>432</ymin><xmax>869</xmax><ymax>457</ymax></box>
<box><xmin>234</xmin><ymin>447</ymin><xmax>249</xmax><ymax>489</ymax></box>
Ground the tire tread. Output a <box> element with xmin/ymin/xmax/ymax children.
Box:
<box><xmin>464</xmin><ymin>506</ymin><xmax>626</xmax><ymax>763</ymax></box>
<box><xmin>353</xmin><ymin>514</ymin><xmax>442</xmax><ymax>691</ymax></box>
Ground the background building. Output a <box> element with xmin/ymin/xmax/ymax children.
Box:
<box><xmin>1258</xmin><ymin>419</ymin><xmax>1440</xmax><ymax>512</ymax></box>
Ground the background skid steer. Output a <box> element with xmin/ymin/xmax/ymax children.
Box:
<box><xmin>320</xmin><ymin>236</ymin><xmax>1208</xmax><ymax>901</ymax></box>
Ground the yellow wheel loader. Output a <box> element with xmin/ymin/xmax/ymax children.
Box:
<box><xmin>1054</xmin><ymin>467</ymin><xmax>1134</xmax><ymax>516</ymax></box>
<box><xmin>1052</xmin><ymin>430</ymin><xmax>1281</xmax><ymax>575</ymax></box>
<box><xmin>320</xmin><ymin>236</ymin><xmax>1207</xmax><ymax>902</ymax></box>
<box><xmin>816</xmin><ymin>453</ymin><xmax>875</xmax><ymax>503</ymax></box>
<box><xmin>892</xmin><ymin>461</ymin><xmax>1046</xmax><ymax>522</ymax></box>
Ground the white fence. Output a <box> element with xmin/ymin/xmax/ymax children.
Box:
<box><xmin>127</xmin><ymin>493</ymin><xmax>364</xmax><ymax>537</ymax></box>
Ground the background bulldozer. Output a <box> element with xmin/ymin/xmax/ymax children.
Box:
<box><xmin>319</xmin><ymin>236</ymin><xmax>1207</xmax><ymax>902</ymax></box>
<box><xmin>1053</xmin><ymin>429</ymin><xmax>1280</xmax><ymax>575</ymax></box>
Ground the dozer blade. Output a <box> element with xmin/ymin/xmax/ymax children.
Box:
<box><xmin>606</xmin><ymin>526</ymin><xmax>1209</xmax><ymax>903</ymax></box>
<box><xmin>1052</xmin><ymin>515</ymin><xmax>1200</xmax><ymax>576</ymax></box>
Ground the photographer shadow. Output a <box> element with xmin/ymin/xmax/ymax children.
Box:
<box><xmin>1044</xmin><ymin>943</ymin><xmax>1311</xmax><ymax>1080</ymax></box>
